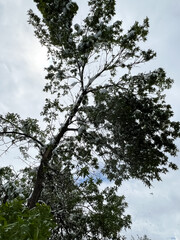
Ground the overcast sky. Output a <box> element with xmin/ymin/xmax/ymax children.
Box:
<box><xmin>0</xmin><ymin>1</ymin><xmax>180</xmax><ymax>240</ymax></box>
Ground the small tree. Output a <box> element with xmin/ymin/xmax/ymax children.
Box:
<box><xmin>131</xmin><ymin>235</ymin><xmax>152</xmax><ymax>240</ymax></box>
<box><xmin>0</xmin><ymin>0</ymin><xmax>179</xmax><ymax>239</ymax></box>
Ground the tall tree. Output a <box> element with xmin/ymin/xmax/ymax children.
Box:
<box><xmin>0</xmin><ymin>0</ymin><xmax>180</xmax><ymax>239</ymax></box>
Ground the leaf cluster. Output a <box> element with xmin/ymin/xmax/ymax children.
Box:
<box><xmin>0</xmin><ymin>199</ymin><xmax>55</xmax><ymax>240</ymax></box>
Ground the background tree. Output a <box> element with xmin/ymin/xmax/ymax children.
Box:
<box><xmin>0</xmin><ymin>0</ymin><xmax>180</xmax><ymax>239</ymax></box>
<box><xmin>131</xmin><ymin>235</ymin><xmax>151</xmax><ymax>240</ymax></box>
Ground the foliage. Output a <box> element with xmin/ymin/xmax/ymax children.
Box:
<box><xmin>0</xmin><ymin>166</ymin><xmax>34</xmax><ymax>204</ymax></box>
<box><xmin>0</xmin><ymin>198</ymin><xmax>55</xmax><ymax>240</ymax></box>
<box><xmin>0</xmin><ymin>0</ymin><xmax>180</xmax><ymax>239</ymax></box>
<box><xmin>41</xmin><ymin>165</ymin><xmax>131</xmax><ymax>239</ymax></box>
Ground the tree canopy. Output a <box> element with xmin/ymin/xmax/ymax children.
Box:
<box><xmin>0</xmin><ymin>0</ymin><xmax>179</xmax><ymax>239</ymax></box>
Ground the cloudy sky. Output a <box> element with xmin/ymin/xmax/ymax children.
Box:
<box><xmin>0</xmin><ymin>1</ymin><xmax>180</xmax><ymax>239</ymax></box>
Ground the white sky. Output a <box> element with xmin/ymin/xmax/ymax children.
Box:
<box><xmin>0</xmin><ymin>1</ymin><xmax>180</xmax><ymax>239</ymax></box>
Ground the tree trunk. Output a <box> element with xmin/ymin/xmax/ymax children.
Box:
<box><xmin>27</xmin><ymin>89</ymin><xmax>87</xmax><ymax>208</ymax></box>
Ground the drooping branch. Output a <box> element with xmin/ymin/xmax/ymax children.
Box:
<box><xmin>0</xmin><ymin>131</ymin><xmax>44</xmax><ymax>148</ymax></box>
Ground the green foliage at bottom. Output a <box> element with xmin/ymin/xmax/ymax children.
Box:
<box><xmin>0</xmin><ymin>199</ymin><xmax>56</xmax><ymax>240</ymax></box>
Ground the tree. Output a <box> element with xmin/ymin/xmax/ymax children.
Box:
<box><xmin>131</xmin><ymin>235</ymin><xmax>151</xmax><ymax>240</ymax></box>
<box><xmin>0</xmin><ymin>0</ymin><xmax>180</xmax><ymax>239</ymax></box>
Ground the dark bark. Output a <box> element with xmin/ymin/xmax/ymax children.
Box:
<box><xmin>3</xmin><ymin>194</ymin><xmax>8</xmax><ymax>204</ymax></box>
<box><xmin>27</xmin><ymin>89</ymin><xmax>87</xmax><ymax>208</ymax></box>
<box><xmin>27</xmin><ymin>146</ymin><xmax>52</xmax><ymax>208</ymax></box>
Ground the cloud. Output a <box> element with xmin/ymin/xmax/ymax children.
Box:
<box><xmin>120</xmin><ymin>168</ymin><xmax>180</xmax><ymax>239</ymax></box>
<box><xmin>0</xmin><ymin>0</ymin><xmax>47</xmax><ymax>118</ymax></box>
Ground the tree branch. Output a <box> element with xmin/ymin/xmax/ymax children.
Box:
<box><xmin>0</xmin><ymin>131</ymin><xmax>44</xmax><ymax>148</ymax></box>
